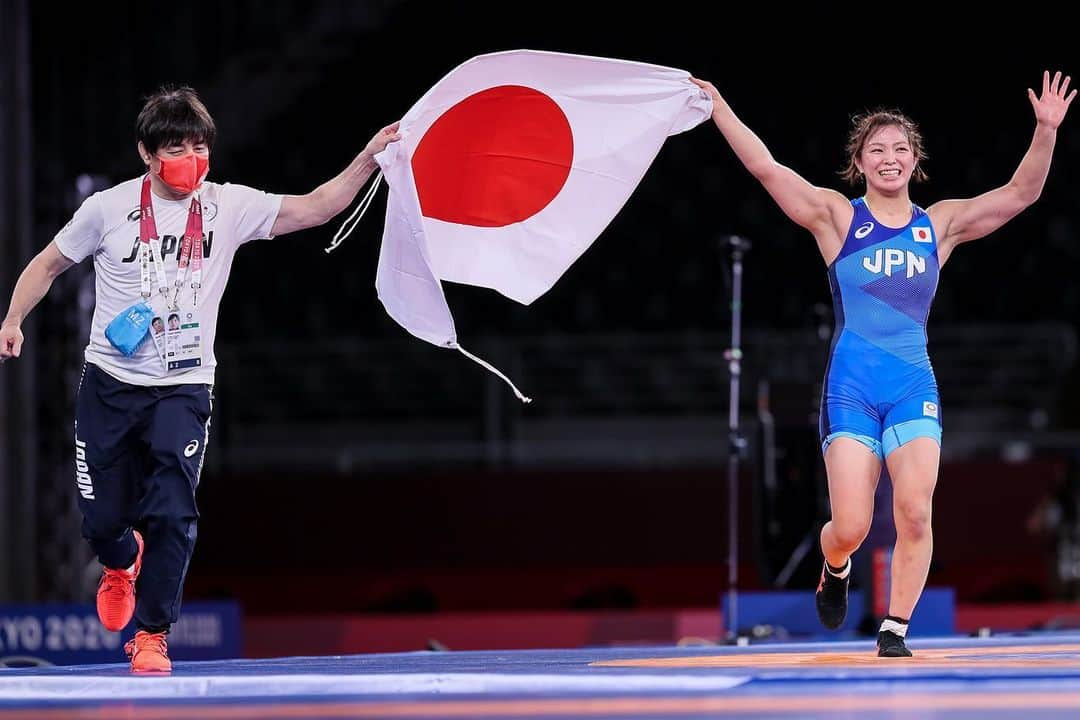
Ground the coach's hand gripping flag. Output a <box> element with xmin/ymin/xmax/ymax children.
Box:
<box><xmin>330</xmin><ymin>50</ymin><xmax>713</xmax><ymax>401</ymax></box>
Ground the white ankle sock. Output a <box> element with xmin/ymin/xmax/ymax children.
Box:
<box><xmin>880</xmin><ymin>617</ymin><xmax>909</xmax><ymax>637</ymax></box>
<box><xmin>826</xmin><ymin>558</ymin><xmax>851</xmax><ymax>579</ymax></box>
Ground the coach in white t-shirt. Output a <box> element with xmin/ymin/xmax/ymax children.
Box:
<box><xmin>0</xmin><ymin>85</ymin><xmax>399</xmax><ymax>672</ymax></box>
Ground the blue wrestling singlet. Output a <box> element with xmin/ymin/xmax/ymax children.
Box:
<box><xmin>819</xmin><ymin>197</ymin><xmax>943</xmax><ymax>460</ymax></box>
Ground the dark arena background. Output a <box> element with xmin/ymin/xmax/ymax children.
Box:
<box><xmin>3</xmin><ymin>2</ymin><xmax>1080</xmax><ymax>717</ymax></box>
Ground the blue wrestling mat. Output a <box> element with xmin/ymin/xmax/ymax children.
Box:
<box><xmin>3</xmin><ymin>633</ymin><xmax>1080</xmax><ymax>718</ymax></box>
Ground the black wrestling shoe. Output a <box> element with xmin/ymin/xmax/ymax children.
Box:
<box><xmin>877</xmin><ymin>629</ymin><xmax>912</xmax><ymax>657</ymax></box>
<box><xmin>814</xmin><ymin>561</ymin><xmax>849</xmax><ymax>630</ymax></box>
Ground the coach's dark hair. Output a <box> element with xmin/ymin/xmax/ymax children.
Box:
<box><xmin>136</xmin><ymin>85</ymin><xmax>216</xmax><ymax>154</ymax></box>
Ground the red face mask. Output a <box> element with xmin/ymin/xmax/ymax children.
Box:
<box><xmin>155</xmin><ymin>152</ymin><xmax>210</xmax><ymax>194</ymax></box>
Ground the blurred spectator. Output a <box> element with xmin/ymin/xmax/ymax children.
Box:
<box><xmin>1028</xmin><ymin>453</ymin><xmax>1080</xmax><ymax>601</ymax></box>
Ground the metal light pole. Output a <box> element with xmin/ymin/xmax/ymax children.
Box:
<box><xmin>724</xmin><ymin>235</ymin><xmax>751</xmax><ymax>641</ymax></box>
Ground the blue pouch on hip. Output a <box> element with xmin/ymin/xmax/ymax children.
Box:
<box><xmin>104</xmin><ymin>302</ymin><xmax>154</xmax><ymax>356</ymax></box>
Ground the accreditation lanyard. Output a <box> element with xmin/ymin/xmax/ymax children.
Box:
<box><xmin>138</xmin><ymin>175</ymin><xmax>169</xmax><ymax>304</ymax></box>
<box><xmin>138</xmin><ymin>174</ymin><xmax>204</xmax><ymax>309</ymax></box>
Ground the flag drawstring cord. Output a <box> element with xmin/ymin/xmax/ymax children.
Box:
<box><xmin>453</xmin><ymin>344</ymin><xmax>533</xmax><ymax>404</ymax></box>
<box><xmin>325</xmin><ymin>171</ymin><xmax>384</xmax><ymax>254</ymax></box>
<box><xmin>326</xmin><ymin>170</ymin><xmax>532</xmax><ymax>405</ymax></box>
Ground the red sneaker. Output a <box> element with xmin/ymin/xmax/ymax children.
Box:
<box><xmin>96</xmin><ymin>530</ymin><xmax>144</xmax><ymax>632</ymax></box>
<box><xmin>125</xmin><ymin>630</ymin><xmax>171</xmax><ymax>673</ymax></box>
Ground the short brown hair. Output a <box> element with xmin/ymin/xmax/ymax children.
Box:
<box><xmin>840</xmin><ymin>108</ymin><xmax>927</xmax><ymax>185</ymax></box>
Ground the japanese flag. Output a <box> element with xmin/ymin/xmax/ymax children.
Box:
<box><xmin>913</xmin><ymin>226</ymin><xmax>932</xmax><ymax>244</ymax></box>
<box><xmin>369</xmin><ymin>50</ymin><xmax>712</xmax><ymax>399</ymax></box>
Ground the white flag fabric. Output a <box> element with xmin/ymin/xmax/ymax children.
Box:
<box><xmin>370</xmin><ymin>49</ymin><xmax>713</xmax><ymax>399</ymax></box>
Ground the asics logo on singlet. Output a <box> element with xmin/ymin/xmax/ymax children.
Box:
<box><xmin>75</xmin><ymin>434</ymin><xmax>95</xmax><ymax>500</ymax></box>
<box><xmin>184</xmin><ymin>440</ymin><xmax>200</xmax><ymax>458</ymax></box>
<box><xmin>862</xmin><ymin>248</ymin><xmax>926</xmax><ymax>279</ymax></box>
<box><xmin>854</xmin><ymin>221</ymin><xmax>874</xmax><ymax>239</ymax></box>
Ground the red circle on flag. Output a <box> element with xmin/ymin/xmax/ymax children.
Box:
<box><xmin>411</xmin><ymin>85</ymin><xmax>574</xmax><ymax>227</ymax></box>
